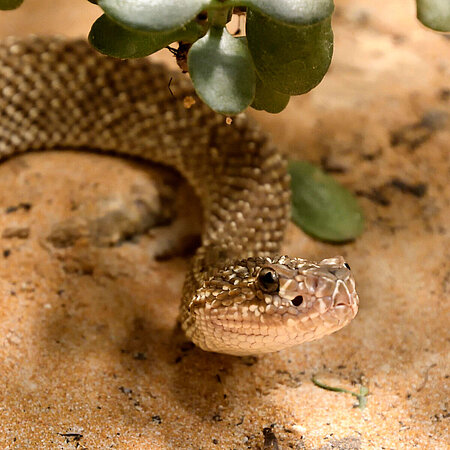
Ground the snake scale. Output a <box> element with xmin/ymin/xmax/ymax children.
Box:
<box><xmin>0</xmin><ymin>36</ymin><xmax>359</xmax><ymax>355</ymax></box>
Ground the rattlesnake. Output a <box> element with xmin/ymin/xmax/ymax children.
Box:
<box><xmin>0</xmin><ymin>37</ymin><xmax>359</xmax><ymax>355</ymax></box>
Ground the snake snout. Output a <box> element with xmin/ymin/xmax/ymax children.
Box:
<box><xmin>332</xmin><ymin>280</ymin><xmax>352</xmax><ymax>307</ymax></box>
<box><xmin>315</xmin><ymin>257</ymin><xmax>359</xmax><ymax>320</ymax></box>
<box><xmin>330</xmin><ymin>277</ymin><xmax>359</xmax><ymax>324</ymax></box>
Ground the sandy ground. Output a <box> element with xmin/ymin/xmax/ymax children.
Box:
<box><xmin>0</xmin><ymin>0</ymin><xmax>448</xmax><ymax>448</ymax></box>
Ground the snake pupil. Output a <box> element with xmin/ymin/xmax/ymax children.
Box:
<box><xmin>257</xmin><ymin>268</ymin><xmax>279</xmax><ymax>293</ymax></box>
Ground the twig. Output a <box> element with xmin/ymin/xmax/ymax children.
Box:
<box><xmin>312</xmin><ymin>374</ymin><xmax>369</xmax><ymax>409</ymax></box>
<box><xmin>416</xmin><ymin>363</ymin><xmax>437</xmax><ymax>392</ymax></box>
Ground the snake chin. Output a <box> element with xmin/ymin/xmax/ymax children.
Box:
<box><xmin>185</xmin><ymin>255</ymin><xmax>359</xmax><ymax>356</ymax></box>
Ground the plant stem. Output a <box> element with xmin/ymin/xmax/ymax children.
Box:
<box><xmin>209</xmin><ymin>6</ymin><xmax>231</xmax><ymax>28</ymax></box>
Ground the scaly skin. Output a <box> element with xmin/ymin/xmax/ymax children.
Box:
<box><xmin>0</xmin><ymin>36</ymin><xmax>359</xmax><ymax>355</ymax></box>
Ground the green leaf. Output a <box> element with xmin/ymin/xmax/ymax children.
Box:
<box><xmin>188</xmin><ymin>27</ymin><xmax>256</xmax><ymax>115</ymax></box>
<box><xmin>246</xmin><ymin>8</ymin><xmax>333</xmax><ymax>95</ymax></box>
<box><xmin>251</xmin><ymin>73</ymin><xmax>290</xmax><ymax>113</ymax></box>
<box><xmin>288</xmin><ymin>161</ymin><xmax>364</xmax><ymax>242</ymax></box>
<box><xmin>89</xmin><ymin>14</ymin><xmax>203</xmax><ymax>58</ymax></box>
<box><xmin>241</xmin><ymin>0</ymin><xmax>334</xmax><ymax>25</ymax></box>
<box><xmin>0</xmin><ymin>0</ymin><xmax>23</xmax><ymax>10</ymax></box>
<box><xmin>416</xmin><ymin>0</ymin><xmax>450</xmax><ymax>31</ymax></box>
<box><xmin>237</xmin><ymin>35</ymin><xmax>289</xmax><ymax>113</ymax></box>
<box><xmin>97</xmin><ymin>0</ymin><xmax>334</xmax><ymax>32</ymax></box>
<box><xmin>98</xmin><ymin>0</ymin><xmax>209</xmax><ymax>32</ymax></box>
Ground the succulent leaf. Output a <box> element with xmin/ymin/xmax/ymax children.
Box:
<box><xmin>188</xmin><ymin>27</ymin><xmax>256</xmax><ymax>115</ymax></box>
<box><xmin>241</xmin><ymin>0</ymin><xmax>334</xmax><ymax>25</ymax></box>
<box><xmin>98</xmin><ymin>0</ymin><xmax>209</xmax><ymax>32</ymax></box>
<box><xmin>89</xmin><ymin>14</ymin><xmax>203</xmax><ymax>58</ymax></box>
<box><xmin>289</xmin><ymin>161</ymin><xmax>364</xmax><ymax>242</ymax></box>
<box><xmin>246</xmin><ymin>8</ymin><xmax>333</xmax><ymax>95</ymax></box>
<box><xmin>251</xmin><ymin>73</ymin><xmax>290</xmax><ymax>113</ymax></box>
<box><xmin>0</xmin><ymin>0</ymin><xmax>24</xmax><ymax>10</ymax></box>
<box><xmin>416</xmin><ymin>0</ymin><xmax>450</xmax><ymax>31</ymax></box>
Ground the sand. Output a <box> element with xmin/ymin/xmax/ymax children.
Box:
<box><xmin>0</xmin><ymin>0</ymin><xmax>448</xmax><ymax>448</ymax></box>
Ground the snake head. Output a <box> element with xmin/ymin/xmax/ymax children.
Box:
<box><xmin>186</xmin><ymin>255</ymin><xmax>359</xmax><ymax>355</ymax></box>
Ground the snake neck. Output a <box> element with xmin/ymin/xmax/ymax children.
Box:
<box><xmin>0</xmin><ymin>36</ymin><xmax>290</xmax><ymax>320</ymax></box>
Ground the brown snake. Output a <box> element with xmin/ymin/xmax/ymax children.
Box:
<box><xmin>0</xmin><ymin>37</ymin><xmax>359</xmax><ymax>355</ymax></box>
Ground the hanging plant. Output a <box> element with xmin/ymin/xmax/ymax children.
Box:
<box><xmin>1</xmin><ymin>0</ymin><xmax>448</xmax><ymax>114</ymax></box>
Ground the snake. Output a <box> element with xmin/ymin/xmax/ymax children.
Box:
<box><xmin>0</xmin><ymin>36</ymin><xmax>359</xmax><ymax>356</ymax></box>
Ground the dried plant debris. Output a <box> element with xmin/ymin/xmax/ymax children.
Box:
<box><xmin>58</xmin><ymin>432</ymin><xmax>84</xmax><ymax>445</ymax></box>
<box><xmin>5</xmin><ymin>202</ymin><xmax>32</xmax><ymax>213</ymax></box>
<box><xmin>390</xmin><ymin>178</ymin><xmax>427</xmax><ymax>198</ymax></box>
<box><xmin>2</xmin><ymin>226</ymin><xmax>30</xmax><ymax>239</ymax></box>
<box><xmin>390</xmin><ymin>110</ymin><xmax>448</xmax><ymax>150</ymax></box>
<box><xmin>263</xmin><ymin>426</ymin><xmax>280</xmax><ymax>450</ymax></box>
<box><xmin>356</xmin><ymin>177</ymin><xmax>428</xmax><ymax>207</ymax></box>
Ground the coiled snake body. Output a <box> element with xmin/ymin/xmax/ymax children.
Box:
<box><xmin>0</xmin><ymin>37</ymin><xmax>359</xmax><ymax>355</ymax></box>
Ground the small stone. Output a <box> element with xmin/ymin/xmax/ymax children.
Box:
<box><xmin>119</xmin><ymin>386</ymin><xmax>132</xmax><ymax>395</ymax></box>
<box><xmin>292</xmin><ymin>424</ymin><xmax>306</xmax><ymax>434</ymax></box>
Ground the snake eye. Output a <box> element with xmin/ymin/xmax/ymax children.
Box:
<box><xmin>257</xmin><ymin>267</ymin><xmax>279</xmax><ymax>293</ymax></box>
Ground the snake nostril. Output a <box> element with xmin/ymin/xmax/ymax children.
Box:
<box><xmin>291</xmin><ymin>295</ymin><xmax>303</xmax><ymax>307</ymax></box>
<box><xmin>344</xmin><ymin>262</ymin><xmax>351</xmax><ymax>270</ymax></box>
